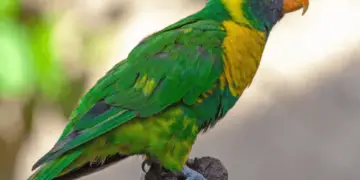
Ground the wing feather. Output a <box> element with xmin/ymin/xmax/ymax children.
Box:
<box><xmin>32</xmin><ymin>19</ymin><xmax>226</xmax><ymax>169</ymax></box>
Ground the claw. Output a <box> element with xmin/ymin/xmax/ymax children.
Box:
<box><xmin>186</xmin><ymin>159</ymin><xmax>195</xmax><ymax>165</ymax></box>
<box><xmin>141</xmin><ymin>159</ymin><xmax>152</xmax><ymax>173</ymax></box>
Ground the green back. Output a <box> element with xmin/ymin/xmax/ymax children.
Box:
<box><xmin>32</xmin><ymin>0</ymin><xmax>284</xmax><ymax>171</ymax></box>
<box><xmin>32</xmin><ymin>16</ymin><xmax>227</xmax><ymax>169</ymax></box>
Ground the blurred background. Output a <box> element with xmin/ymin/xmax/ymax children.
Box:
<box><xmin>1</xmin><ymin>0</ymin><xmax>360</xmax><ymax>179</ymax></box>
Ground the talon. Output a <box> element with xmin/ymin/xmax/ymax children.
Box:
<box><xmin>186</xmin><ymin>159</ymin><xmax>195</xmax><ymax>165</ymax></box>
<box><xmin>141</xmin><ymin>159</ymin><xmax>152</xmax><ymax>173</ymax></box>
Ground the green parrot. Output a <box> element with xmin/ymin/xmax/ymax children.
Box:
<box><xmin>29</xmin><ymin>0</ymin><xmax>309</xmax><ymax>179</ymax></box>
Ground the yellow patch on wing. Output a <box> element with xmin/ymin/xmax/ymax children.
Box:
<box><xmin>143</xmin><ymin>79</ymin><xmax>156</xmax><ymax>96</ymax></box>
<box><xmin>222</xmin><ymin>20</ymin><xmax>266</xmax><ymax>96</ymax></box>
<box><xmin>134</xmin><ymin>74</ymin><xmax>157</xmax><ymax>96</ymax></box>
<box><xmin>134</xmin><ymin>74</ymin><xmax>147</xmax><ymax>89</ymax></box>
<box><xmin>195</xmin><ymin>84</ymin><xmax>217</xmax><ymax>104</ymax></box>
<box><xmin>220</xmin><ymin>73</ymin><xmax>227</xmax><ymax>90</ymax></box>
<box><xmin>180</xmin><ymin>28</ymin><xmax>193</xmax><ymax>33</ymax></box>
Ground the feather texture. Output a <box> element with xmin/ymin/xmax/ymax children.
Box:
<box><xmin>29</xmin><ymin>0</ymin><xmax>286</xmax><ymax>179</ymax></box>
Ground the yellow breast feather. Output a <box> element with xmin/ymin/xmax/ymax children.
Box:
<box><xmin>221</xmin><ymin>20</ymin><xmax>266</xmax><ymax>97</ymax></box>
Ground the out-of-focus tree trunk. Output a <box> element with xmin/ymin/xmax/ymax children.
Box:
<box><xmin>0</xmin><ymin>138</ymin><xmax>23</xmax><ymax>180</ymax></box>
<box><xmin>0</xmin><ymin>96</ymin><xmax>35</xmax><ymax>180</ymax></box>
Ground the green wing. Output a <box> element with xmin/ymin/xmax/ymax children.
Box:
<box><xmin>32</xmin><ymin>19</ymin><xmax>226</xmax><ymax>170</ymax></box>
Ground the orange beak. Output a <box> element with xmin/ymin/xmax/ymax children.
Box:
<box><xmin>283</xmin><ymin>0</ymin><xmax>309</xmax><ymax>15</ymax></box>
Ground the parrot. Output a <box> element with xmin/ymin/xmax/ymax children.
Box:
<box><xmin>29</xmin><ymin>0</ymin><xmax>309</xmax><ymax>179</ymax></box>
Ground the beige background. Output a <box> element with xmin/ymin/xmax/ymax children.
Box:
<box><xmin>12</xmin><ymin>0</ymin><xmax>360</xmax><ymax>179</ymax></box>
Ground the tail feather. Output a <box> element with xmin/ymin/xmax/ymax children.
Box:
<box><xmin>28</xmin><ymin>149</ymin><xmax>83</xmax><ymax>180</ymax></box>
<box><xmin>54</xmin><ymin>153</ymin><xmax>129</xmax><ymax>180</ymax></box>
<box><xmin>32</xmin><ymin>109</ymin><xmax>136</xmax><ymax>170</ymax></box>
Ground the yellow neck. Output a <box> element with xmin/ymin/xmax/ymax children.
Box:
<box><xmin>220</xmin><ymin>20</ymin><xmax>266</xmax><ymax>97</ymax></box>
<box><xmin>221</xmin><ymin>0</ymin><xmax>250</xmax><ymax>26</ymax></box>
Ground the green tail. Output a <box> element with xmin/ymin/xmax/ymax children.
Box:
<box><xmin>28</xmin><ymin>148</ymin><xmax>84</xmax><ymax>180</ymax></box>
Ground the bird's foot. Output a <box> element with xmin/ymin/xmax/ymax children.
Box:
<box><xmin>141</xmin><ymin>159</ymin><xmax>153</xmax><ymax>173</ymax></box>
<box><xmin>182</xmin><ymin>165</ymin><xmax>207</xmax><ymax>180</ymax></box>
<box><xmin>142</xmin><ymin>158</ymin><xmax>167</xmax><ymax>178</ymax></box>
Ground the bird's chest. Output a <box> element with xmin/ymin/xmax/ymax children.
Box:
<box><xmin>220</xmin><ymin>21</ymin><xmax>266</xmax><ymax>97</ymax></box>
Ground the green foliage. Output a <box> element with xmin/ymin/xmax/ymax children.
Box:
<box><xmin>0</xmin><ymin>0</ymin><xmax>19</xmax><ymax>18</ymax></box>
<box><xmin>0</xmin><ymin>19</ymin><xmax>34</xmax><ymax>97</ymax></box>
<box><xmin>0</xmin><ymin>1</ymin><xmax>66</xmax><ymax>100</ymax></box>
<box><xmin>0</xmin><ymin>1</ymin><xmax>121</xmax><ymax>180</ymax></box>
<box><xmin>27</xmin><ymin>18</ymin><xmax>67</xmax><ymax>100</ymax></box>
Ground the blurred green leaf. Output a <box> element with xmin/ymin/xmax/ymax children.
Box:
<box><xmin>0</xmin><ymin>12</ymin><xmax>67</xmax><ymax>101</ymax></box>
<box><xmin>0</xmin><ymin>19</ymin><xmax>34</xmax><ymax>97</ymax></box>
<box><xmin>0</xmin><ymin>0</ymin><xmax>19</xmax><ymax>18</ymax></box>
<box><xmin>28</xmin><ymin>18</ymin><xmax>67</xmax><ymax>100</ymax></box>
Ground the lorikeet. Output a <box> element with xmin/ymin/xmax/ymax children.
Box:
<box><xmin>29</xmin><ymin>0</ymin><xmax>309</xmax><ymax>179</ymax></box>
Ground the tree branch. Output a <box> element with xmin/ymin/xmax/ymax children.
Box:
<box><xmin>143</xmin><ymin>156</ymin><xmax>228</xmax><ymax>180</ymax></box>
